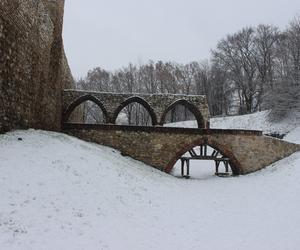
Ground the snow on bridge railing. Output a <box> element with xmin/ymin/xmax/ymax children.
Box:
<box><xmin>62</xmin><ymin>123</ymin><xmax>263</xmax><ymax>136</ymax></box>
<box><xmin>63</xmin><ymin>89</ymin><xmax>207</xmax><ymax>98</ymax></box>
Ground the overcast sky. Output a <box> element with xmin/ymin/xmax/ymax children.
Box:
<box><xmin>63</xmin><ymin>0</ymin><xmax>300</xmax><ymax>79</ymax></box>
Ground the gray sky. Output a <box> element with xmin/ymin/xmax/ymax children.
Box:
<box><xmin>63</xmin><ymin>0</ymin><xmax>300</xmax><ymax>79</ymax></box>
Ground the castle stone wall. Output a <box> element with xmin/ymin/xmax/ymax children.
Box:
<box><xmin>0</xmin><ymin>0</ymin><xmax>73</xmax><ymax>132</ymax></box>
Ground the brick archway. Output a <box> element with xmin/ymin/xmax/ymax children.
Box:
<box><xmin>160</xmin><ymin>99</ymin><xmax>205</xmax><ymax>128</ymax></box>
<box><xmin>63</xmin><ymin>94</ymin><xmax>108</xmax><ymax>123</ymax></box>
<box><xmin>112</xmin><ymin>96</ymin><xmax>158</xmax><ymax>125</ymax></box>
<box><xmin>164</xmin><ymin>137</ymin><xmax>242</xmax><ymax>175</ymax></box>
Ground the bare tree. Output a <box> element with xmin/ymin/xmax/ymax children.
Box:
<box><xmin>254</xmin><ymin>25</ymin><xmax>279</xmax><ymax>109</ymax></box>
<box><xmin>81</xmin><ymin>67</ymin><xmax>111</xmax><ymax>92</ymax></box>
<box><xmin>212</xmin><ymin>27</ymin><xmax>262</xmax><ymax>114</ymax></box>
<box><xmin>267</xmin><ymin>17</ymin><xmax>300</xmax><ymax>120</ymax></box>
<box><xmin>75</xmin><ymin>16</ymin><xmax>300</xmax><ymax>122</ymax></box>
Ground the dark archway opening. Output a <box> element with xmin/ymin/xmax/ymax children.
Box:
<box><xmin>161</xmin><ymin>100</ymin><xmax>205</xmax><ymax>128</ymax></box>
<box><xmin>113</xmin><ymin>97</ymin><xmax>157</xmax><ymax>126</ymax></box>
<box><xmin>64</xmin><ymin>95</ymin><xmax>108</xmax><ymax>124</ymax></box>
<box><xmin>163</xmin><ymin>104</ymin><xmax>198</xmax><ymax>128</ymax></box>
<box><xmin>115</xmin><ymin>102</ymin><xmax>153</xmax><ymax>126</ymax></box>
<box><xmin>166</xmin><ymin>138</ymin><xmax>242</xmax><ymax>178</ymax></box>
<box><xmin>68</xmin><ymin>100</ymin><xmax>105</xmax><ymax>124</ymax></box>
<box><xmin>170</xmin><ymin>144</ymin><xmax>234</xmax><ymax>179</ymax></box>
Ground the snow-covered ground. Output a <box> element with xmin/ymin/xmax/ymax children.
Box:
<box><xmin>0</xmin><ymin>112</ymin><xmax>299</xmax><ymax>250</ymax></box>
<box><xmin>166</xmin><ymin>110</ymin><xmax>300</xmax><ymax>136</ymax></box>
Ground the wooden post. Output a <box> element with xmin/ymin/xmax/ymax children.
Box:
<box><xmin>225</xmin><ymin>161</ymin><xmax>229</xmax><ymax>173</ymax></box>
<box><xmin>215</xmin><ymin>161</ymin><xmax>220</xmax><ymax>174</ymax></box>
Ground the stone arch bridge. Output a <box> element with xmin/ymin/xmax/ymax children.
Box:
<box><xmin>62</xmin><ymin>90</ymin><xmax>300</xmax><ymax>175</ymax></box>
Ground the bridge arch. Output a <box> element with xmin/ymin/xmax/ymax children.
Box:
<box><xmin>160</xmin><ymin>99</ymin><xmax>205</xmax><ymax>128</ymax></box>
<box><xmin>112</xmin><ymin>96</ymin><xmax>158</xmax><ymax>125</ymax></box>
<box><xmin>63</xmin><ymin>94</ymin><xmax>108</xmax><ymax>123</ymax></box>
<box><xmin>164</xmin><ymin>137</ymin><xmax>242</xmax><ymax>175</ymax></box>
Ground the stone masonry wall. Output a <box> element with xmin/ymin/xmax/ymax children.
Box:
<box><xmin>64</xmin><ymin>125</ymin><xmax>300</xmax><ymax>175</ymax></box>
<box><xmin>62</xmin><ymin>90</ymin><xmax>210</xmax><ymax>128</ymax></box>
<box><xmin>0</xmin><ymin>0</ymin><xmax>73</xmax><ymax>132</ymax></box>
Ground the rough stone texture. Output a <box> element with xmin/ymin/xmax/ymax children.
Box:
<box><xmin>63</xmin><ymin>124</ymin><xmax>300</xmax><ymax>175</ymax></box>
<box><xmin>62</xmin><ymin>90</ymin><xmax>210</xmax><ymax>128</ymax></box>
<box><xmin>0</xmin><ymin>0</ymin><xmax>73</xmax><ymax>133</ymax></box>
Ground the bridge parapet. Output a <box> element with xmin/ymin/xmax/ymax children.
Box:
<box><xmin>63</xmin><ymin>123</ymin><xmax>263</xmax><ymax>136</ymax></box>
<box><xmin>62</xmin><ymin>90</ymin><xmax>210</xmax><ymax>128</ymax></box>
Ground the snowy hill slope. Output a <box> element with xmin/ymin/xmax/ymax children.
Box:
<box><xmin>0</xmin><ymin>129</ymin><xmax>300</xmax><ymax>250</ymax></box>
<box><xmin>166</xmin><ymin>111</ymin><xmax>300</xmax><ymax>141</ymax></box>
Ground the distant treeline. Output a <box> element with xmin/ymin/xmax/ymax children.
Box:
<box><xmin>76</xmin><ymin>16</ymin><xmax>300</xmax><ymax>124</ymax></box>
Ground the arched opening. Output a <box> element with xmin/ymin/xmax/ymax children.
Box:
<box><xmin>165</xmin><ymin>138</ymin><xmax>241</xmax><ymax>179</ymax></box>
<box><xmin>113</xmin><ymin>97</ymin><xmax>157</xmax><ymax>126</ymax></box>
<box><xmin>161</xmin><ymin>100</ymin><xmax>205</xmax><ymax>128</ymax></box>
<box><xmin>63</xmin><ymin>95</ymin><xmax>108</xmax><ymax>124</ymax></box>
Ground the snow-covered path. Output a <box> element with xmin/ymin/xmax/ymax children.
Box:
<box><xmin>0</xmin><ymin>129</ymin><xmax>300</xmax><ymax>250</ymax></box>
